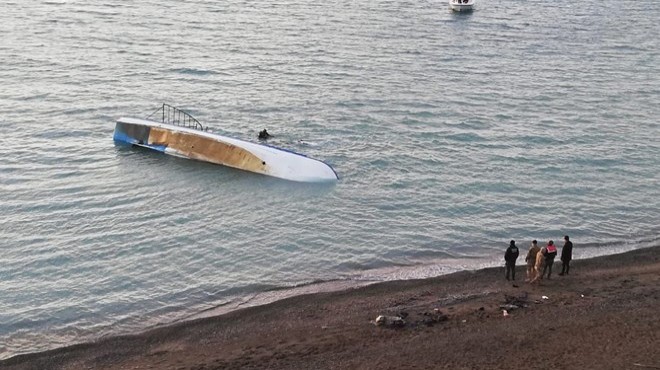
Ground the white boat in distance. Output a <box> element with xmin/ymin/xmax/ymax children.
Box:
<box><xmin>450</xmin><ymin>0</ymin><xmax>474</xmax><ymax>11</ymax></box>
<box><xmin>113</xmin><ymin>104</ymin><xmax>338</xmax><ymax>183</ymax></box>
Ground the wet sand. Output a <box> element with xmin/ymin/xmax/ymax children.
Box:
<box><xmin>3</xmin><ymin>246</ymin><xmax>659</xmax><ymax>370</ymax></box>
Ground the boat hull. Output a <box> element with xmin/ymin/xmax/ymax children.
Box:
<box><xmin>113</xmin><ymin>117</ymin><xmax>338</xmax><ymax>183</ymax></box>
<box><xmin>450</xmin><ymin>1</ymin><xmax>474</xmax><ymax>11</ymax></box>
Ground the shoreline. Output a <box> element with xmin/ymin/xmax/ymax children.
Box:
<box><xmin>185</xmin><ymin>241</ymin><xmax>653</xmax><ymax>321</ymax></box>
<box><xmin>1</xmin><ymin>243</ymin><xmax>646</xmax><ymax>359</ymax></box>
<box><xmin>3</xmin><ymin>245</ymin><xmax>660</xmax><ymax>369</ymax></box>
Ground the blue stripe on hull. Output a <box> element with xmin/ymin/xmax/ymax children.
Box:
<box><xmin>114</xmin><ymin>123</ymin><xmax>167</xmax><ymax>152</ymax></box>
<box><xmin>139</xmin><ymin>143</ymin><xmax>167</xmax><ymax>152</ymax></box>
<box><xmin>113</xmin><ymin>130</ymin><xmax>138</xmax><ymax>144</ymax></box>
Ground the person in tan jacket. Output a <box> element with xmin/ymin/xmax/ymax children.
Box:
<box><xmin>530</xmin><ymin>245</ymin><xmax>546</xmax><ymax>284</ymax></box>
<box><xmin>525</xmin><ymin>240</ymin><xmax>541</xmax><ymax>282</ymax></box>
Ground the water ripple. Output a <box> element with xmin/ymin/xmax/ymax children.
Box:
<box><xmin>0</xmin><ymin>0</ymin><xmax>659</xmax><ymax>360</ymax></box>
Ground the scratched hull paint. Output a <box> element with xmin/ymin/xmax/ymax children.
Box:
<box><xmin>114</xmin><ymin>117</ymin><xmax>339</xmax><ymax>182</ymax></box>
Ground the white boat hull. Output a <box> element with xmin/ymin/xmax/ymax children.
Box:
<box><xmin>450</xmin><ymin>0</ymin><xmax>474</xmax><ymax>11</ymax></box>
<box><xmin>113</xmin><ymin>117</ymin><xmax>338</xmax><ymax>183</ymax></box>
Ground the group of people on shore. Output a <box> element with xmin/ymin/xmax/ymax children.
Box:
<box><xmin>504</xmin><ymin>236</ymin><xmax>573</xmax><ymax>283</ymax></box>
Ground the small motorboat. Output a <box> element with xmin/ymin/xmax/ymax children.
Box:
<box><xmin>450</xmin><ymin>0</ymin><xmax>474</xmax><ymax>12</ymax></box>
<box><xmin>113</xmin><ymin>104</ymin><xmax>338</xmax><ymax>183</ymax></box>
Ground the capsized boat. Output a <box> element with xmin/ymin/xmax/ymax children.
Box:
<box><xmin>113</xmin><ymin>104</ymin><xmax>338</xmax><ymax>182</ymax></box>
<box><xmin>450</xmin><ymin>0</ymin><xmax>474</xmax><ymax>11</ymax></box>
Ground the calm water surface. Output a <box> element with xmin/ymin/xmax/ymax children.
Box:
<box><xmin>0</xmin><ymin>0</ymin><xmax>659</xmax><ymax>358</ymax></box>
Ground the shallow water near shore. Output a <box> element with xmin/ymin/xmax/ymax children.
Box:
<box><xmin>0</xmin><ymin>0</ymin><xmax>659</xmax><ymax>359</ymax></box>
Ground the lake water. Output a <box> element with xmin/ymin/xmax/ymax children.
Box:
<box><xmin>0</xmin><ymin>0</ymin><xmax>658</xmax><ymax>359</ymax></box>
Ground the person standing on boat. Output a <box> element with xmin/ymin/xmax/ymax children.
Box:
<box><xmin>542</xmin><ymin>240</ymin><xmax>558</xmax><ymax>279</ymax></box>
<box><xmin>504</xmin><ymin>240</ymin><xmax>520</xmax><ymax>281</ymax></box>
<box><xmin>525</xmin><ymin>240</ymin><xmax>540</xmax><ymax>282</ymax></box>
<box><xmin>559</xmin><ymin>235</ymin><xmax>573</xmax><ymax>276</ymax></box>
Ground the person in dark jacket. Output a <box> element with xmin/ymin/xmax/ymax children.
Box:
<box><xmin>542</xmin><ymin>240</ymin><xmax>558</xmax><ymax>279</ymax></box>
<box><xmin>258</xmin><ymin>129</ymin><xmax>271</xmax><ymax>140</ymax></box>
<box><xmin>559</xmin><ymin>235</ymin><xmax>573</xmax><ymax>276</ymax></box>
<box><xmin>504</xmin><ymin>240</ymin><xmax>520</xmax><ymax>281</ymax></box>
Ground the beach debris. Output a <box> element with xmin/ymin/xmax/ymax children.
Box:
<box><xmin>419</xmin><ymin>310</ymin><xmax>449</xmax><ymax>326</ymax></box>
<box><xmin>374</xmin><ymin>315</ymin><xmax>406</xmax><ymax>328</ymax></box>
<box><xmin>542</xmin><ymin>295</ymin><xmax>549</xmax><ymax>300</ymax></box>
<box><xmin>501</xmin><ymin>293</ymin><xmax>529</xmax><ymax>310</ymax></box>
<box><xmin>632</xmin><ymin>363</ymin><xmax>660</xmax><ymax>369</ymax></box>
<box><xmin>581</xmin><ymin>294</ymin><xmax>585</xmax><ymax>298</ymax></box>
<box><xmin>502</xmin><ymin>310</ymin><xmax>509</xmax><ymax>317</ymax></box>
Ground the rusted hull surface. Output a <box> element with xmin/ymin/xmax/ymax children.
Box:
<box><xmin>147</xmin><ymin>127</ymin><xmax>267</xmax><ymax>174</ymax></box>
<box><xmin>113</xmin><ymin>118</ymin><xmax>338</xmax><ymax>182</ymax></box>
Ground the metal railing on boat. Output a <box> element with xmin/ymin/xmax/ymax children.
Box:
<box><xmin>146</xmin><ymin>104</ymin><xmax>207</xmax><ymax>131</ymax></box>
